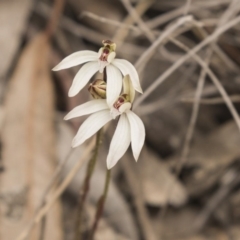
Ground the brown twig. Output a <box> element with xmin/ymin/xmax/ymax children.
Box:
<box><xmin>134</xmin><ymin>15</ymin><xmax>193</xmax><ymax>71</ymax></box>
<box><xmin>177</xmin><ymin>48</ymin><xmax>212</xmax><ymax>174</ymax></box>
<box><xmin>88</xmin><ymin>169</ymin><xmax>111</xmax><ymax>240</ymax></box>
<box><xmin>121</xmin><ymin>2</ymin><xmax>235</xmax><ymax>72</ymax></box>
<box><xmin>120</xmin><ymin>0</ymin><xmax>155</xmax><ymax>42</ymax></box>
<box><xmin>156</xmin><ymin>2</ymin><xmax>240</xmax><ymax>233</ymax></box>
<box><xmin>144</xmin><ymin>16</ymin><xmax>239</xmax><ymax>71</ymax></box>
<box><xmin>80</xmin><ymin>11</ymin><xmax>140</xmax><ymax>33</ymax></box>
<box><xmin>134</xmin><ymin>15</ymin><xmax>240</xmax><ymax>132</ymax></box>
<box><xmin>181</xmin><ymin>95</ymin><xmax>240</xmax><ymax>105</ymax></box>
<box><xmin>113</xmin><ymin>0</ymin><xmax>154</xmax><ymax>46</ymax></box>
<box><xmin>45</xmin><ymin>0</ymin><xmax>65</xmax><ymax>39</ymax></box>
<box><xmin>183</xmin><ymin>0</ymin><xmax>192</xmax><ymax>16</ymax></box>
<box><xmin>146</xmin><ymin>1</ymin><xmax>230</xmax><ymax>29</ymax></box>
<box><xmin>134</xmin><ymin>1</ymin><xmax>240</xmax><ymax>187</ymax></box>
<box><xmin>121</xmin><ymin>0</ymin><xmax>193</xmax><ymax>65</ymax></box>
<box><xmin>75</xmin><ymin>129</ymin><xmax>103</xmax><ymax>240</ymax></box>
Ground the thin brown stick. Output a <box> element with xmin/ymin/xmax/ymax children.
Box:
<box><xmin>75</xmin><ymin>129</ymin><xmax>103</xmax><ymax>240</ymax></box>
<box><xmin>134</xmin><ymin>0</ymin><xmax>240</xmax><ymax>109</ymax></box>
<box><xmin>177</xmin><ymin>50</ymin><xmax>212</xmax><ymax>173</ymax></box>
<box><xmin>157</xmin><ymin>2</ymin><xmax>240</xmax><ymax>231</ymax></box>
<box><xmin>80</xmin><ymin>11</ymin><xmax>140</xmax><ymax>33</ymax></box>
<box><xmin>88</xmin><ymin>169</ymin><xmax>111</xmax><ymax>240</ymax></box>
<box><xmin>183</xmin><ymin>0</ymin><xmax>192</xmax><ymax>16</ymax></box>
<box><xmin>45</xmin><ymin>0</ymin><xmax>65</xmax><ymax>38</ymax></box>
<box><xmin>134</xmin><ymin>14</ymin><xmax>240</xmax><ymax>84</ymax></box>
<box><xmin>121</xmin><ymin>3</ymin><xmax>236</xmax><ymax>74</ymax></box>
<box><xmin>161</xmin><ymin>3</ymin><xmax>237</xmax><ymax>73</ymax></box>
<box><xmin>155</xmin><ymin>0</ymin><xmax>231</xmax><ymax>9</ymax></box>
<box><xmin>177</xmin><ymin>1</ymin><xmax>240</xmax><ymax>133</ymax></box>
<box><xmin>152</xmin><ymin>17</ymin><xmax>239</xmax><ymax>71</ymax></box>
<box><xmin>120</xmin><ymin>0</ymin><xmax>155</xmax><ymax>42</ymax></box>
<box><xmin>133</xmin><ymin>15</ymin><xmax>240</xmax><ymax>133</ymax></box>
<box><xmin>134</xmin><ymin>15</ymin><xmax>193</xmax><ymax>71</ymax></box>
<box><xmin>113</xmin><ymin>0</ymin><xmax>154</xmax><ymax>46</ymax></box>
<box><xmin>181</xmin><ymin>95</ymin><xmax>240</xmax><ymax>105</ymax></box>
<box><xmin>181</xmin><ymin>0</ymin><xmax>240</xmax><ymax>169</ymax></box>
<box><xmin>146</xmin><ymin>0</ymin><xmax>230</xmax><ymax>29</ymax></box>
<box><xmin>121</xmin><ymin>0</ymin><xmax>193</xmax><ymax>65</ymax></box>
<box><xmin>131</xmin><ymin>15</ymin><xmax>238</xmax><ymax>118</ymax></box>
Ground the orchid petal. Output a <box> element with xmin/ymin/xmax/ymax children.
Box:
<box><xmin>107</xmin><ymin>114</ymin><xmax>131</xmax><ymax>169</ymax></box>
<box><xmin>52</xmin><ymin>50</ymin><xmax>98</xmax><ymax>71</ymax></box>
<box><xmin>72</xmin><ymin>110</ymin><xmax>111</xmax><ymax>147</ymax></box>
<box><xmin>98</xmin><ymin>60</ymin><xmax>108</xmax><ymax>73</ymax></box>
<box><xmin>110</xmin><ymin>107</ymin><xmax>121</xmax><ymax>119</ymax></box>
<box><xmin>64</xmin><ymin>100</ymin><xmax>108</xmax><ymax>120</ymax></box>
<box><xmin>106</xmin><ymin>65</ymin><xmax>122</xmax><ymax>107</ymax></box>
<box><xmin>69</xmin><ymin>61</ymin><xmax>99</xmax><ymax>97</ymax></box>
<box><xmin>112</xmin><ymin>59</ymin><xmax>143</xmax><ymax>93</ymax></box>
<box><xmin>126</xmin><ymin>111</ymin><xmax>145</xmax><ymax>161</ymax></box>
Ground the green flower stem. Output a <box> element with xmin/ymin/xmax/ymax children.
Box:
<box><xmin>75</xmin><ymin>128</ymin><xmax>103</xmax><ymax>240</ymax></box>
<box><xmin>88</xmin><ymin>168</ymin><xmax>111</xmax><ymax>240</ymax></box>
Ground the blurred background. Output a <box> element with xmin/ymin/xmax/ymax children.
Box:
<box><xmin>1</xmin><ymin>0</ymin><xmax>240</xmax><ymax>239</ymax></box>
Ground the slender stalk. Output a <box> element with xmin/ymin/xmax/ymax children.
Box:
<box><xmin>88</xmin><ymin>169</ymin><xmax>111</xmax><ymax>240</ymax></box>
<box><xmin>75</xmin><ymin>129</ymin><xmax>103</xmax><ymax>240</ymax></box>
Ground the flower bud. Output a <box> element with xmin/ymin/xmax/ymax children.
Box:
<box><xmin>88</xmin><ymin>79</ymin><xmax>106</xmax><ymax>99</ymax></box>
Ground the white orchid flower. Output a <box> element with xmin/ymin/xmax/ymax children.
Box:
<box><xmin>64</xmin><ymin>76</ymin><xmax>145</xmax><ymax>169</ymax></box>
<box><xmin>52</xmin><ymin>40</ymin><xmax>142</xmax><ymax>107</ymax></box>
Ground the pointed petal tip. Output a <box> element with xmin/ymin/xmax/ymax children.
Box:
<box><xmin>133</xmin><ymin>153</ymin><xmax>140</xmax><ymax>162</ymax></box>
<box><xmin>52</xmin><ymin>66</ymin><xmax>59</xmax><ymax>71</ymax></box>
<box><xmin>71</xmin><ymin>143</ymin><xmax>76</xmax><ymax>148</ymax></box>
<box><xmin>126</xmin><ymin>111</ymin><xmax>145</xmax><ymax>163</ymax></box>
<box><xmin>72</xmin><ymin>134</ymin><xmax>88</xmax><ymax>147</ymax></box>
<box><xmin>68</xmin><ymin>89</ymin><xmax>76</xmax><ymax>97</ymax></box>
<box><xmin>107</xmin><ymin>158</ymin><xmax>115</xmax><ymax>169</ymax></box>
<box><xmin>136</xmin><ymin>87</ymin><xmax>143</xmax><ymax>94</ymax></box>
<box><xmin>71</xmin><ymin>139</ymin><xmax>78</xmax><ymax>148</ymax></box>
<box><xmin>106</xmin><ymin>163</ymin><xmax>112</xmax><ymax>170</ymax></box>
